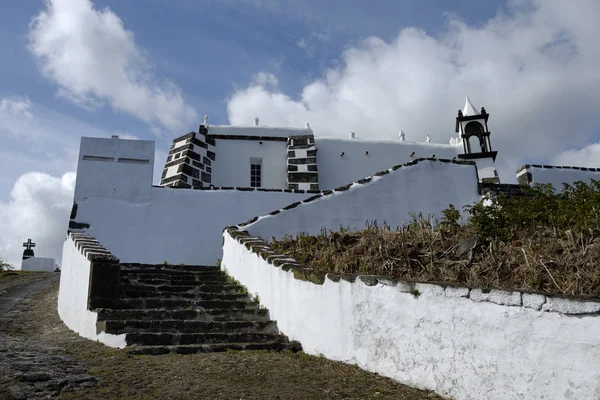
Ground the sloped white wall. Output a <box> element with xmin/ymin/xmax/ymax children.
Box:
<box><xmin>75</xmin><ymin>188</ymin><xmax>311</xmax><ymax>265</ymax></box>
<box><xmin>57</xmin><ymin>236</ymin><xmax>126</xmax><ymax>348</ymax></box>
<box><xmin>222</xmin><ymin>231</ymin><xmax>600</xmax><ymax>400</ymax></box>
<box><xmin>244</xmin><ymin>160</ymin><xmax>480</xmax><ymax>240</ymax></box>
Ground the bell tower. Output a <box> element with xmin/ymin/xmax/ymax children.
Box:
<box><xmin>456</xmin><ymin>96</ymin><xmax>497</xmax><ymax>161</ymax></box>
<box><xmin>456</xmin><ymin>96</ymin><xmax>500</xmax><ymax>183</ymax></box>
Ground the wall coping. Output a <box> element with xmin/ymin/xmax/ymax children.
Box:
<box><xmin>517</xmin><ymin>164</ymin><xmax>600</xmax><ymax>174</ymax></box>
<box><xmin>68</xmin><ymin>231</ymin><xmax>119</xmax><ymax>264</ymax></box>
<box><xmin>224</xmin><ymin>228</ymin><xmax>600</xmax><ymax>316</ymax></box>
<box><xmin>152</xmin><ymin>185</ymin><xmax>321</xmax><ymax>194</ymax></box>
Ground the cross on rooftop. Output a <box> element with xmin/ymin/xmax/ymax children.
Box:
<box><xmin>23</xmin><ymin>239</ymin><xmax>36</xmax><ymax>250</ymax></box>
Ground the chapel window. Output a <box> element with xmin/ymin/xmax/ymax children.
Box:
<box><xmin>250</xmin><ymin>159</ymin><xmax>262</xmax><ymax>188</ymax></box>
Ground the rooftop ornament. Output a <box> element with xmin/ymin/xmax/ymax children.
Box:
<box><xmin>203</xmin><ymin>115</ymin><xmax>209</xmax><ymax>128</ymax></box>
<box><xmin>399</xmin><ymin>130</ymin><xmax>406</xmax><ymax>141</ymax></box>
<box><xmin>425</xmin><ymin>135</ymin><xmax>431</xmax><ymax>143</ymax></box>
<box><xmin>254</xmin><ymin>116</ymin><xmax>259</xmax><ymax>126</ymax></box>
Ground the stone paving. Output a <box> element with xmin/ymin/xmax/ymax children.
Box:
<box><xmin>0</xmin><ymin>273</ymin><xmax>98</xmax><ymax>399</ymax></box>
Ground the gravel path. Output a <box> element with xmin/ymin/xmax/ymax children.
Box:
<box><xmin>0</xmin><ymin>273</ymin><xmax>98</xmax><ymax>399</ymax></box>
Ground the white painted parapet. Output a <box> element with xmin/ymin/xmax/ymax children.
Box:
<box><xmin>222</xmin><ymin>229</ymin><xmax>600</xmax><ymax>400</ymax></box>
<box><xmin>58</xmin><ymin>232</ymin><xmax>126</xmax><ymax>348</ymax></box>
<box><xmin>517</xmin><ymin>164</ymin><xmax>600</xmax><ymax>191</ymax></box>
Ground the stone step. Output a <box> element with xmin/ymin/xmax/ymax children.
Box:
<box><xmin>99</xmin><ymin>320</ymin><xmax>278</xmax><ymax>335</ymax></box>
<box><xmin>96</xmin><ymin>308</ymin><xmax>271</xmax><ymax>322</ymax></box>
<box><xmin>92</xmin><ymin>298</ymin><xmax>253</xmax><ymax>310</ymax></box>
<box><xmin>120</xmin><ymin>263</ymin><xmax>220</xmax><ymax>272</ymax></box>
<box><xmin>125</xmin><ymin>332</ymin><xmax>283</xmax><ymax>346</ymax></box>
<box><xmin>119</xmin><ymin>283</ymin><xmax>242</xmax><ymax>294</ymax></box>
<box><xmin>127</xmin><ymin>340</ymin><xmax>302</xmax><ymax>355</ymax></box>
<box><xmin>126</xmin><ymin>277</ymin><xmax>229</xmax><ymax>286</ymax></box>
<box><xmin>122</xmin><ymin>290</ymin><xmax>249</xmax><ymax>301</ymax></box>
<box><xmin>120</xmin><ymin>271</ymin><xmax>227</xmax><ymax>280</ymax></box>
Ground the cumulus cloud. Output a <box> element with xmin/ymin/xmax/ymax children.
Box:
<box><xmin>227</xmin><ymin>0</ymin><xmax>600</xmax><ymax>181</ymax></box>
<box><xmin>0</xmin><ymin>172</ymin><xmax>75</xmax><ymax>268</ymax></box>
<box><xmin>553</xmin><ymin>143</ymin><xmax>600</xmax><ymax>167</ymax></box>
<box><xmin>28</xmin><ymin>0</ymin><xmax>197</xmax><ymax>134</ymax></box>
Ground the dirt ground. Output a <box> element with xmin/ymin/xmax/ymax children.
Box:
<box><xmin>1</xmin><ymin>275</ymin><xmax>444</xmax><ymax>399</ymax></box>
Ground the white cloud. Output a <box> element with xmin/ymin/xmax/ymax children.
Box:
<box><xmin>0</xmin><ymin>172</ymin><xmax>75</xmax><ymax>268</ymax></box>
<box><xmin>253</xmin><ymin>72</ymin><xmax>279</xmax><ymax>87</ymax></box>
<box><xmin>28</xmin><ymin>0</ymin><xmax>197</xmax><ymax>134</ymax></box>
<box><xmin>553</xmin><ymin>143</ymin><xmax>600</xmax><ymax>167</ymax></box>
<box><xmin>0</xmin><ymin>97</ymin><xmax>33</xmax><ymax>120</ymax></box>
<box><xmin>227</xmin><ymin>0</ymin><xmax>600</xmax><ymax>182</ymax></box>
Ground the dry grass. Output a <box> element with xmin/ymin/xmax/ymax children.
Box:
<box><xmin>269</xmin><ymin>221</ymin><xmax>600</xmax><ymax>298</ymax></box>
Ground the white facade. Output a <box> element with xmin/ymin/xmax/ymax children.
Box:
<box><xmin>316</xmin><ymin>137</ymin><xmax>462</xmax><ymax>190</ymax></box>
<box><xmin>211</xmin><ymin>138</ymin><xmax>288</xmax><ymax>188</ymax></box>
<box><xmin>160</xmin><ymin>99</ymin><xmax>499</xmax><ymax>191</ymax></box>
<box><xmin>75</xmin><ymin>136</ymin><xmax>155</xmax><ymax>203</ymax></box>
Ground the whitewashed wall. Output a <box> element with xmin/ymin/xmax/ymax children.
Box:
<box><xmin>244</xmin><ymin>160</ymin><xmax>480</xmax><ymax>240</ymax></box>
<box><xmin>210</xmin><ymin>139</ymin><xmax>288</xmax><ymax>189</ymax></box>
<box><xmin>316</xmin><ymin>137</ymin><xmax>462</xmax><ymax>190</ymax></box>
<box><xmin>517</xmin><ymin>164</ymin><xmax>600</xmax><ymax>191</ymax></box>
<box><xmin>74</xmin><ymin>188</ymin><xmax>311</xmax><ymax>265</ymax></box>
<box><xmin>21</xmin><ymin>257</ymin><xmax>55</xmax><ymax>272</ymax></box>
<box><xmin>74</xmin><ymin>137</ymin><xmax>155</xmax><ymax>203</ymax></box>
<box><xmin>222</xmin><ymin>231</ymin><xmax>600</xmax><ymax>400</ymax></box>
<box><xmin>57</xmin><ymin>235</ymin><xmax>126</xmax><ymax>348</ymax></box>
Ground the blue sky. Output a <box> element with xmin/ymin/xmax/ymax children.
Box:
<box><xmin>1</xmin><ymin>0</ymin><xmax>600</xmax><ymax>266</ymax></box>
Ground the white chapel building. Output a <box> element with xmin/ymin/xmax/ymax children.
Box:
<box><xmin>159</xmin><ymin>97</ymin><xmax>500</xmax><ymax>191</ymax></box>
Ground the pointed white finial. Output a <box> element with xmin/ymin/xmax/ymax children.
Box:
<box><xmin>425</xmin><ymin>134</ymin><xmax>431</xmax><ymax>143</ymax></box>
<box><xmin>203</xmin><ymin>115</ymin><xmax>209</xmax><ymax>127</ymax></box>
<box><xmin>399</xmin><ymin>130</ymin><xmax>406</xmax><ymax>141</ymax></box>
<box><xmin>254</xmin><ymin>116</ymin><xmax>259</xmax><ymax>126</ymax></box>
<box><xmin>450</xmin><ymin>137</ymin><xmax>456</xmax><ymax>145</ymax></box>
<box><xmin>305</xmin><ymin>122</ymin><xmax>311</xmax><ymax>130</ymax></box>
<box><xmin>350</xmin><ymin>132</ymin><xmax>355</xmax><ymax>139</ymax></box>
<box><xmin>462</xmin><ymin>96</ymin><xmax>480</xmax><ymax>117</ymax></box>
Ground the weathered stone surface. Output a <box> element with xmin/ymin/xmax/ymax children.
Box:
<box><xmin>0</xmin><ymin>274</ymin><xmax>98</xmax><ymax>400</ymax></box>
<box><xmin>444</xmin><ymin>286</ymin><xmax>470</xmax><ymax>298</ymax></box>
<box><xmin>542</xmin><ymin>297</ymin><xmax>600</xmax><ymax>314</ymax></box>
<box><xmin>522</xmin><ymin>293</ymin><xmax>546</xmax><ymax>310</ymax></box>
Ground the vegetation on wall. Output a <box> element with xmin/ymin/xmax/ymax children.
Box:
<box><xmin>269</xmin><ymin>181</ymin><xmax>600</xmax><ymax>297</ymax></box>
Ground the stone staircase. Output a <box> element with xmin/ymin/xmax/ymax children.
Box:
<box><xmin>94</xmin><ymin>263</ymin><xmax>301</xmax><ymax>355</ymax></box>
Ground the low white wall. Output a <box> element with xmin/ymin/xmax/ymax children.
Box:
<box><xmin>57</xmin><ymin>235</ymin><xmax>126</xmax><ymax>348</ymax></box>
<box><xmin>222</xmin><ymin>231</ymin><xmax>600</xmax><ymax>400</ymax></box>
<box><xmin>21</xmin><ymin>257</ymin><xmax>55</xmax><ymax>272</ymax></box>
<box><xmin>75</xmin><ymin>188</ymin><xmax>311</xmax><ymax>265</ymax></box>
<box><xmin>243</xmin><ymin>159</ymin><xmax>480</xmax><ymax>240</ymax></box>
<box><xmin>517</xmin><ymin>164</ymin><xmax>600</xmax><ymax>191</ymax></box>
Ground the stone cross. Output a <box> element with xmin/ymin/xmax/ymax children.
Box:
<box><xmin>23</xmin><ymin>239</ymin><xmax>36</xmax><ymax>250</ymax></box>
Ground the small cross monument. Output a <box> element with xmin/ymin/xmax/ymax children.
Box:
<box><xmin>22</xmin><ymin>238</ymin><xmax>36</xmax><ymax>260</ymax></box>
